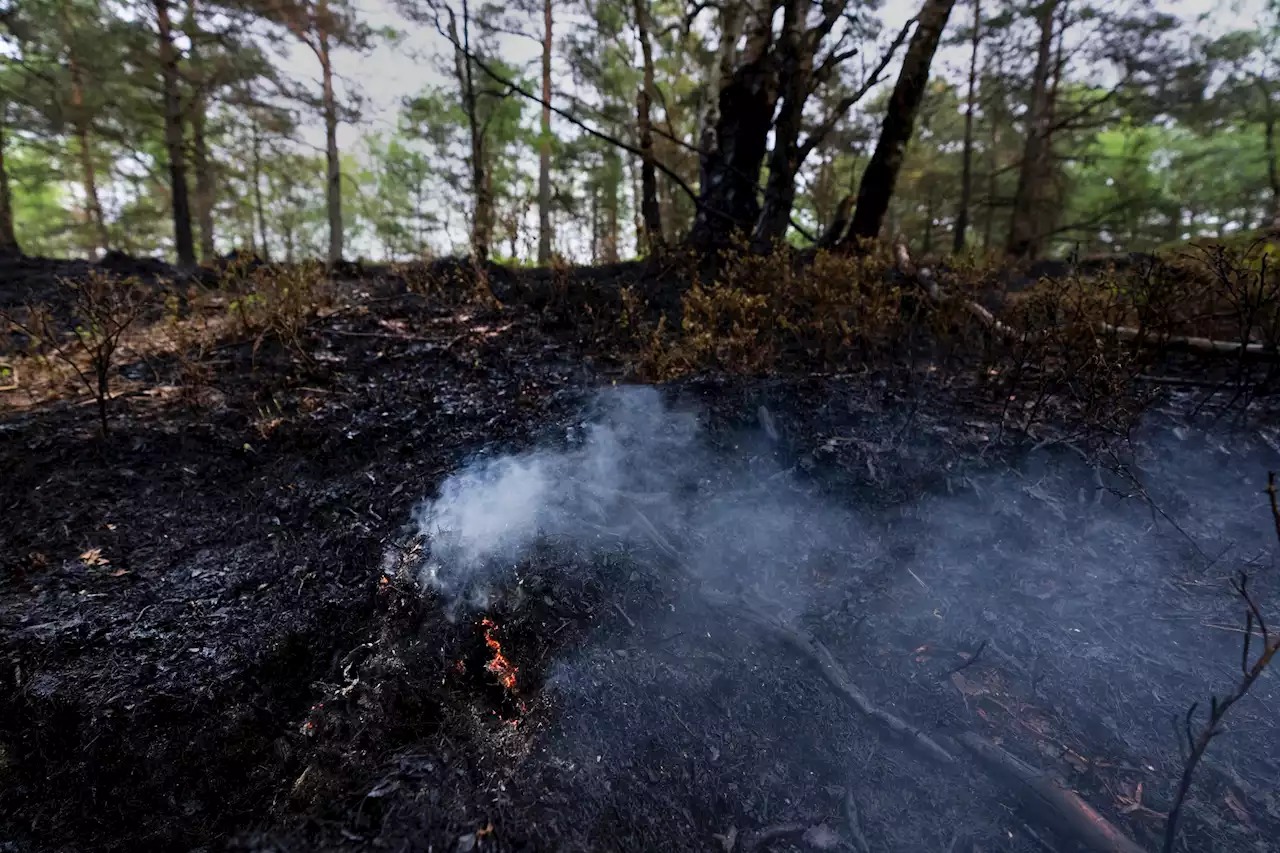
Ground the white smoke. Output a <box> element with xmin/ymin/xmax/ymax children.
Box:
<box><xmin>413</xmin><ymin>386</ymin><xmax>707</xmax><ymax>607</ymax></box>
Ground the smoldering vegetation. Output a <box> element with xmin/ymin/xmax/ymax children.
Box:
<box><xmin>389</xmin><ymin>385</ymin><xmax>1280</xmax><ymax>852</ymax></box>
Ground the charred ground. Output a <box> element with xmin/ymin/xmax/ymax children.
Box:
<box><xmin>1</xmin><ymin>248</ymin><xmax>1279</xmax><ymax>853</ymax></box>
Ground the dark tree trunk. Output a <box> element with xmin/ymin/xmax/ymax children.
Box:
<box><xmin>537</xmin><ymin>0</ymin><xmax>553</xmax><ymax>263</ymax></box>
<box><xmin>1006</xmin><ymin>0</ymin><xmax>1056</xmax><ymax>259</ymax></box>
<box><xmin>953</xmin><ymin>0</ymin><xmax>980</xmax><ymax>253</ymax></box>
<box><xmin>155</xmin><ymin>0</ymin><xmax>196</xmax><ymax>266</ymax></box>
<box><xmin>698</xmin><ymin>0</ymin><xmax>746</xmax><ymax>204</ymax></box>
<box><xmin>633</xmin><ymin>0</ymin><xmax>663</xmax><ymax>252</ymax></box>
<box><xmin>842</xmin><ymin>0</ymin><xmax>957</xmax><ymax>246</ymax></box>
<box><xmin>450</xmin><ymin>3</ymin><xmax>490</xmax><ymax>262</ymax></box>
<box><xmin>817</xmin><ymin>193</ymin><xmax>855</xmax><ymax>247</ymax></box>
<box><xmin>753</xmin><ymin>0</ymin><xmax>813</xmax><ymax>247</ymax></box>
<box><xmin>688</xmin><ymin>0</ymin><xmax>779</xmax><ymax>251</ymax></box>
<box><xmin>0</xmin><ymin>107</ymin><xmax>20</xmax><ymax>256</ymax></box>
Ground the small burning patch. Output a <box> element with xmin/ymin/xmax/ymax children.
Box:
<box><xmin>481</xmin><ymin>617</ymin><xmax>519</xmax><ymax>691</ymax></box>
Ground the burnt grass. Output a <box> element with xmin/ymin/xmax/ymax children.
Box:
<box><xmin>2</xmin><ymin>253</ymin><xmax>1279</xmax><ymax>853</ymax></box>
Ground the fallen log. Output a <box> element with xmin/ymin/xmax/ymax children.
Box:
<box><xmin>956</xmin><ymin>731</ymin><xmax>1149</xmax><ymax>853</ymax></box>
<box><xmin>1099</xmin><ymin>322</ymin><xmax>1277</xmax><ymax>360</ymax></box>
<box><xmin>895</xmin><ymin>242</ymin><xmax>1279</xmax><ymax>361</ymax></box>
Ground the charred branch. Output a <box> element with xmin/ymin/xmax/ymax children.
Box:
<box><xmin>1163</xmin><ymin>541</ymin><xmax>1280</xmax><ymax>853</ymax></box>
<box><xmin>957</xmin><ymin>732</ymin><xmax>1147</xmax><ymax>853</ymax></box>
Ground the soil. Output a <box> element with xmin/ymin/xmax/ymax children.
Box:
<box><xmin>2</xmin><ymin>253</ymin><xmax>1278</xmax><ymax>853</ymax></box>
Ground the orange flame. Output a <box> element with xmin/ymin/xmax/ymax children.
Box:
<box><xmin>480</xmin><ymin>618</ymin><xmax>518</xmax><ymax>691</ymax></box>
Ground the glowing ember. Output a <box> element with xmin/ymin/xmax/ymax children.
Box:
<box><xmin>480</xmin><ymin>617</ymin><xmax>518</xmax><ymax>691</ymax></box>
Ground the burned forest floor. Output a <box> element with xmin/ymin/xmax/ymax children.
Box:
<box><xmin>2</xmin><ymin>247</ymin><xmax>1280</xmax><ymax>853</ymax></box>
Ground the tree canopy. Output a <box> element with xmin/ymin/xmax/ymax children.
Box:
<box><xmin>0</xmin><ymin>0</ymin><xmax>1275</xmax><ymax>263</ymax></box>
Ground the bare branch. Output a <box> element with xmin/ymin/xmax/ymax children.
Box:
<box><xmin>798</xmin><ymin>18</ymin><xmax>916</xmax><ymax>163</ymax></box>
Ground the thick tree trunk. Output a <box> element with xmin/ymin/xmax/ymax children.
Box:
<box><xmin>698</xmin><ymin>1</ymin><xmax>746</xmax><ymax>201</ymax></box>
<box><xmin>0</xmin><ymin>108</ymin><xmax>20</xmax><ymax>256</ymax></box>
<box><xmin>537</xmin><ymin>0</ymin><xmax>553</xmax><ymax>263</ymax></box>
<box><xmin>953</xmin><ymin>0</ymin><xmax>980</xmax><ymax>253</ymax></box>
<box><xmin>633</xmin><ymin>0</ymin><xmax>663</xmax><ymax>253</ymax></box>
<box><xmin>753</xmin><ymin>0</ymin><xmax>814</xmax><ymax>247</ymax></box>
<box><xmin>1006</xmin><ymin>0</ymin><xmax>1056</xmax><ymax>260</ymax></box>
<box><xmin>842</xmin><ymin>0</ymin><xmax>957</xmax><ymax>246</ymax></box>
<box><xmin>155</xmin><ymin>0</ymin><xmax>196</xmax><ymax>266</ymax></box>
<box><xmin>689</xmin><ymin>0</ymin><xmax>780</xmax><ymax>250</ymax></box>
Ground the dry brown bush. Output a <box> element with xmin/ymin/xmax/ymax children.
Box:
<box><xmin>623</xmin><ymin>240</ymin><xmax>1277</xmax><ymax>433</ymax></box>
<box><xmin>221</xmin><ymin>259</ymin><xmax>334</xmax><ymax>364</ymax></box>
<box><xmin>0</xmin><ymin>270</ymin><xmax>150</xmax><ymax>435</ymax></box>
<box><xmin>629</xmin><ymin>244</ymin><xmax>902</xmax><ymax>379</ymax></box>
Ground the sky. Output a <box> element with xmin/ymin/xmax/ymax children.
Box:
<box><xmin>272</xmin><ymin>0</ymin><xmax>1265</xmax><ymax>258</ymax></box>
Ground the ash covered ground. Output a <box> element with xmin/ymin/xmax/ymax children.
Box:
<box><xmin>2</xmin><ymin>257</ymin><xmax>1279</xmax><ymax>853</ymax></box>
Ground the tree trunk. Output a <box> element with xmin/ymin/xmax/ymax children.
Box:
<box><xmin>59</xmin><ymin>5</ymin><xmax>110</xmax><ymax>256</ymax></box>
<box><xmin>817</xmin><ymin>193</ymin><xmax>855</xmax><ymax>247</ymax></box>
<box><xmin>69</xmin><ymin>76</ymin><xmax>109</xmax><ymax>255</ymax></box>
<box><xmin>629</xmin><ymin>155</ymin><xmax>644</xmax><ymax>253</ymax></box>
<box><xmin>689</xmin><ymin>0</ymin><xmax>780</xmax><ymax>250</ymax></box>
<box><xmin>316</xmin><ymin>4</ymin><xmax>344</xmax><ymax>264</ymax></box>
<box><xmin>252</xmin><ymin>115</ymin><xmax>269</xmax><ymax>261</ymax></box>
<box><xmin>185</xmin><ymin>0</ymin><xmax>216</xmax><ymax>261</ymax></box>
<box><xmin>753</xmin><ymin>0</ymin><xmax>814</xmax><ymax>248</ymax></box>
<box><xmin>1265</xmin><ymin>110</ymin><xmax>1279</xmax><ymax>231</ymax></box>
<box><xmin>1006</xmin><ymin>0</ymin><xmax>1056</xmax><ymax>260</ymax></box>
<box><xmin>191</xmin><ymin>103</ymin><xmax>218</xmax><ymax>260</ymax></box>
<box><xmin>603</xmin><ymin>147</ymin><xmax>621</xmax><ymax>263</ymax></box>
<box><xmin>633</xmin><ymin>0</ymin><xmax>663</xmax><ymax>253</ymax></box>
<box><xmin>155</xmin><ymin>0</ymin><xmax>196</xmax><ymax>266</ymax></box>
<box><xmin>983</xmin><ymin>68</ymin><xmax>1000</xmax><ymax>249</ymax></box>
<box><xmin>698</xmin><ymin>0</ymin><xmax>746</xmax><ymax>202</ymax></box>
<box><xmin>0</xmin><ymin>107</ymin><xmax>20</xmax><ymax>256</ymax></box>
<box><xmin>953</xmin><ymin>0</ymin><xmax>980</xmax><ymax>253</ymax></box>
<box><xmin>450</xmin><ymin>4</ymin><xmax>489</xmax><ymax>262</ymax></box>
<box><xmin>537</xmin><ymin>0</ymin><xmax>553</xmax><ymax>263</ymax></box>
<box><xmin>590</xmin><ymin>183</ymin><xmax>599</xmax><ymax>263</ymax></box>
<box><xmin>922</xmin><ymin>189</ymin><xmax>936</xmax><ymax>254</ymax></box>
<box><xmin>842</xmin><ymin>0</ymin><xmax>957</xmax><ymax>246</ymax></box>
